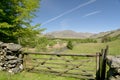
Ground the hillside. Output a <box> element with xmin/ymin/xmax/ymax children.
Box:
<box><xmin>45</xmin><ymin>29</ymin><xmax>120</xmax><ymax>39</ymax></box>
<box><xmin>91</xmin><ymin>29</ymin><xmax>120</xmax><ymax>38</ymax></box>
<box><xmin>45</xmin><ymin>30</ymin><xmax>94</xmax><ymax>39</ymax></box>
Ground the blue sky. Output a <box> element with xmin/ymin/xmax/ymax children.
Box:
<box><xmin>32</xmin><ymin>0</ymin><xmax>120</xmax><ymax>33</ymax></box>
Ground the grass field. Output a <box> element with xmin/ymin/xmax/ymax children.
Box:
<box><xmin>0</xmin><ymin>71</ymin><xmax>79</xmax><ymax>80</ymax></box>
<box><xmin>0</xmin><ymin>40</ymin><xmax>120</xmax><ymax>80</ymax></box>
<box><xmin>65</xmin><ymin>40</ymin><xmax>120</xmax><ymax>55</ymax></box>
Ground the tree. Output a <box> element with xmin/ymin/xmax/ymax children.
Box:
<box><xmin>101</xmin><ymin>36</ymin><xmax>111</xmax><ymax>43</ymax></box>
<box><xmin>35</xmin><ymin>37</ymin><xmax>49</xmax><ymax>51</ymax></box>
<box><xmin>0</xmin><ymin>0</ymin><xmax>43</xmax><ymax>44</ymax></box>
<box><xmin>67</xmin><ymin>41</ymin><xmax>73</xmax><ymax>50</ymax></box>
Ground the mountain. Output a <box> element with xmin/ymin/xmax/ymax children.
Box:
<box><xmin>45</xmin><ymin>29</ymin><xmax>120</xmax><ymax>39</ymax></box>
<box><xmin>91</xmin><ymin>29</ymin><xmax>120</xmax><ymax>38</ymax></box>
<box><xmin>45</xmin><ymin>30</ymin><xmax>94</xmax><ymax>38</ymax></box>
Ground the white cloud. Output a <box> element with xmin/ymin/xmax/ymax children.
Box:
<box><xmin>83</xmin><ymin>10</ymin><xmax>101</xmax><ymax>17</ymax></box>
<box><xmin>42</xmin><ymin>0</ymin><xmax>96</xmax><ymax>26</ymax></box>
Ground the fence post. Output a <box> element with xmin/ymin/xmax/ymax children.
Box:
<box><xmin>96</xmin><ymin>52</ymin><xmax>101</xmax><ymax>80</ymax></box>
<box><xmin>101</xmin><ymin>46</ymin><xmax>108</xmax><ymax>80</ymax></box>
<box><xmin>23</xmin><ymin>53</ymin><xmax>28</xmax><ymax>70</ymax></box>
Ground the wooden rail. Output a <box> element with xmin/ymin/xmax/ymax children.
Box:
<box><xmin>23</xmin><ymin>52</ymin><xmax>99</xmax><ymax>57</ymax></box>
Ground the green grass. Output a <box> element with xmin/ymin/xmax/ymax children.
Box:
<box><xmin>107</xmin><ymin>40</ymin><xmax>120</xmax><ymax>55</ymax></box>
<box><xmin>0</xmin><ymin>71</ymin><xmax>79</xmax><ymax>80</ymax></box>
<box><xmin>65</xmin><ymin>40</ymin><xmax>120</xmax><ymax>55</ymax></box>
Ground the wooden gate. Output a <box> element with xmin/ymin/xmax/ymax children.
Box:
<box><xmin>23</xmin><ymin>46</ymin><xmax>108</xmax><ymax>80</ymax></box>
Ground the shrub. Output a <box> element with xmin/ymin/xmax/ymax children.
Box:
<box><xmin>67</xmin><ymin>41</ymin><xmax>73</xmax><ymax>50</ymax></box>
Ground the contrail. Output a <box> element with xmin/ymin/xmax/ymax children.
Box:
<box><xmin>83</xmin><ymin>10</ymin><xmax>101</xmax><ymax>17</ymax></box>
<box><xmin>42</xmin><ymin>0</ymin><xmax>96</xmax><ymax>25</ymax></box>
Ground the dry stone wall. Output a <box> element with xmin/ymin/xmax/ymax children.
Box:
<box><xmin>0</xmin><ymin>42</ymin><xmax>24</xmax><ymax>74</ymax></box>
<box><xmin>107</xmin><ymin>55</ymin><xmax>120</xmax><ymax>80</ymax></box>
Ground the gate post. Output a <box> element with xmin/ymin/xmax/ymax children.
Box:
<box><xmin>23</xmin><ymin>53</ymin><xmax>28</xmax><ymax>70</ymax></box>
<box><xmin>96</xmin><ymin>52</ymin><xmax>101</xmax><ymax>80</ymax></box>
<box><xmin>96</xmin><ymin>46</ymin><xmax>108</xmax><ymax>80</ymax></box>
<box><xmin>101</xmin><ymin>46</ymin><xmax>108</xmax><ymax>80</ymax></box>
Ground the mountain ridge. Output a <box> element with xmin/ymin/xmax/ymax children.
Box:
<box><xmin>45</xmin><ymin>29</ymin><xmax>120</xmax><ymax>39</ymax></box>
<box><xmin>45</xmin><ymin>30</ymin><xmax>94</xmax><ymax>38</ymax></box>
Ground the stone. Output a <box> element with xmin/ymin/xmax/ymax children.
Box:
<box><xmin>7</xmin><ymin>60</ymin><xmax>18</xmax><ymax>64</ymax></box>
<box><xmin>0</xmin><ymin>63</ymin><xmax>4</xmax><ymax>66</ymax></box>
<box><xmin>107</xmin><ymin>56</ymin><xmax>120</xmax><ymax>68</ymax></box>
<box><xmin>19</xmin><ymin>64</ymin><xmax>23</xmax><ymax>70</ymax></box>
<box><xmin>1</xmin><ymin>43</ymin><xmax>22</xmax><ymax>51</ymax></box>
<box><xmin>0</xmin><ymin>51</ymin><xmax>4</xmax><ymax>55</ymax></box>
<box><xmin>6</xmin><ymin>56</ymin><xmax>17</xmax><ymax>60</ymax></box>
<box><xmin>0</xmin><ymin>56</ymin><xmax>5</xmax><ymax>60</ymax></box>
<box><xmin>107</xmin><ymin>55</ymin><xmax>120</xmax><ymax>80</ymax></box>
<box><xmin>11</xmin><ymin>67</ymin><xmax>21</xmax><ymax>74</ymax></box>
<box><xmin>108</xmin><ymin>75</ymin><xmax>120</xmax><ymax>80</ymax></box>
<box><xmin>8</xmin><ymin>69</ymin><xmax>13</xmax><ymax>74</ymax></box>
<box><xmin>18</xmin><ymin>54</ymin><xmax>24</xmax><ymax>59</ymax></box>
<box><xmin>8</xmin><ymin>64</ymin><xmax>16</xmax><ymax>68</ymax></box>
